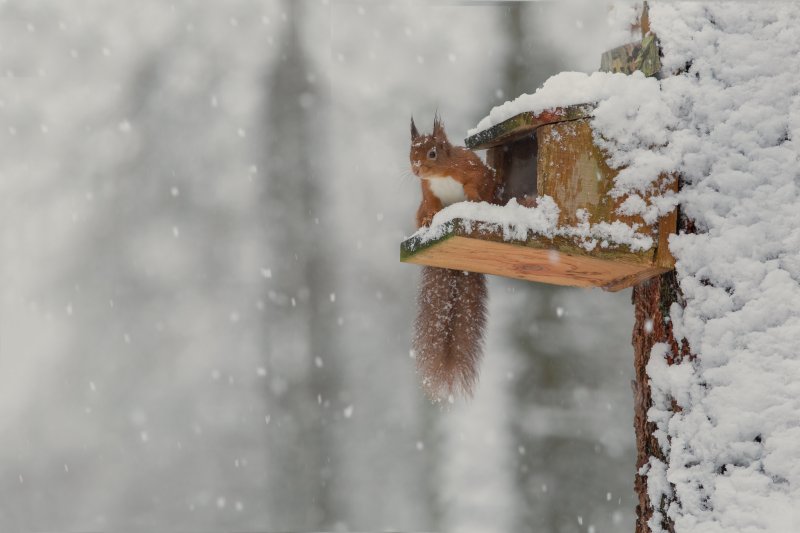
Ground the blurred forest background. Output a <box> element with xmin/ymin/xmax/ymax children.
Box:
<box><xmin>0</xmin><ymin>1</ymin><xmax>639</xmax><ymax>532</ymax></box>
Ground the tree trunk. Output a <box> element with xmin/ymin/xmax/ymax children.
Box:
<box><xmin>262</xmin><ymin>0</ymin><xmax>339</xmax><ymax>527</ymax></box>
<box><xmin>631</xmin><ymin>232</ymin><xmax>693</xmax><ymax>532</ymax></box>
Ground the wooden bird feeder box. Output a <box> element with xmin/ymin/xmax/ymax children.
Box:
<box><xmin>401</xmin><ymin>9</ymin><xmax>676</xmax><ymax>292</ymax></box>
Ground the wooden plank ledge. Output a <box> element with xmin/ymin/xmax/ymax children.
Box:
<box><xmin>401</xmin><ymin>220</ymin><xmax>671</xmax><ymax>292</ymax></box>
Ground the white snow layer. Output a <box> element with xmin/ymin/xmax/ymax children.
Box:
<box><xmin>468</xmin><ymin>70</ymin><xmax>660</xmax><ymax>138</ymax></box>
<box><xmin>411</xmin><ymin>196</ymin><xmax>654</xmax><ymax>253</ymax></box>
<box><xmin>644</xmin><ymin>4</ymin><xmax>800</xmax><ymax>532</ymax></box>
<box><xmin>447</xmin><ymin>3</ymin><xmax>800</xmax><ymax>531</ymax></box>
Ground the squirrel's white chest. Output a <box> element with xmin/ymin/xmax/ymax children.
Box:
<box><xmin>426</xmin><ymin>176</ymin><xmax>467</xmax><ymax>206</ymax></box>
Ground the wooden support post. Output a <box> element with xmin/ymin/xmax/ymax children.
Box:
<box><xmin>631</xmin><ymin>218</ymin><xmax>694</xmax><ymax>533</ymax></box>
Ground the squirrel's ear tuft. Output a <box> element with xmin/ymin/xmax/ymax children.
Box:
<box><xmin>432</xmin><ymin>113</ymin><xmax>447</xmax><ymax>141</ymax></box>
<box><xmin>411</xmin><ymin>116</ymin><xmax>420</xmax><ymax>141</ymax></box>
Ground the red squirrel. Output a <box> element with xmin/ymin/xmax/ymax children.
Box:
<box><xmin>410</xmin><ymin>115</ymin><xmax>500</xmax><ymax>400</ymax></box>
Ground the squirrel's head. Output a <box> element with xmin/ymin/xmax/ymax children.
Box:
<box><xmin>410</xmin><ymin>114</ymin><xmax>454</xmax><ymax>178</ymax></box>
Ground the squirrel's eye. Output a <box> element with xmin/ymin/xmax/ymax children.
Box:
<box><xmin>427</xmin><ymin>147</ymin><xmax>437</xmax><ymax>160</ymax></box>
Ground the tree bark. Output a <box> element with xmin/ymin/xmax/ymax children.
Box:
<box><xmin>632</xmin><ymin>235</ymin><xmax>693</xmax><ymax>532</ymax></box>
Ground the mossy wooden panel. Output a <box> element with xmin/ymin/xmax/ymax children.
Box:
<box><xmin>536</xmin><ymin>118</ymin><xmax>676</xmax><ymax>270</ymax></box>
<box><xmin>537</xmin><ymin>118</ymin><xmax>644</xmax><ymax>229</ymax></box>
<box><xmin>400</xmin><ymin>221</ymin><xmax>670</xmax><ymax>292</ymax></box>
<box><xmin>600</xmin><ymin>33</ymin><xmax>661</xmax><ymax>77</ymax></box>
<box><xmin>465</xmin><ymin>104</ymin><xmax>594</xmax><ymax>150</ymax></box>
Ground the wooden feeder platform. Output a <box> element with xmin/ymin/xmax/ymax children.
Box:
<box><xmin>400</xmin><ymin>103</ymin><xmax>677</xmax><ymax>292</ymax></box>
<box><xmin>402</xmin><ymin>17</ymin><xmax>675</xmax><ymax>292</ymax></box>
<box><xmin>401</xmin><ymin>215</ymin><xmax>674</xmax><ymax>292</ymax></box>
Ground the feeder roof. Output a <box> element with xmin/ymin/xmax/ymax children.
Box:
<box><xmin>464</xmin><ymin>103</ymin><xmax>593</xmax><ymax>150</ymax></box>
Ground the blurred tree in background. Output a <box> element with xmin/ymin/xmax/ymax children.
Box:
<box><xmin>0</xmin><ymin>2</ymin><xmax>636</xmax><ymax>532</ymax></box>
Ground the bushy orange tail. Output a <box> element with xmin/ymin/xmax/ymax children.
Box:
<box><xmin>413</xmin><ymin>266</ymin><xmax>487</xmax><ymax>400</ymax></box>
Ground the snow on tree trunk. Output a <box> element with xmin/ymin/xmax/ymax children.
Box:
<box><xmin>635</xmin><ymin>4</ymin><xmax>800</xmax><ymax>532</ymax></box>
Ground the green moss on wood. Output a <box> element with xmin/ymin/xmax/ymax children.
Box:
<box><xmin>600</xmin><ymin>33</ymin><xmax>661</xmax><ymax>77</ymax></box>
<box><xmin>400</xmin><ymin>221</ymin><xmax>458</xmax><ymax>260</ymax></box>
<box><xmin>465</xmin><ymin>104</ymin><xmax>594</xmax><ymax>150</ymax></box>
<box><xmin>400</xmin><ymin>218</ymin><xmax>656</xmax><ymax>267</ymax></box>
